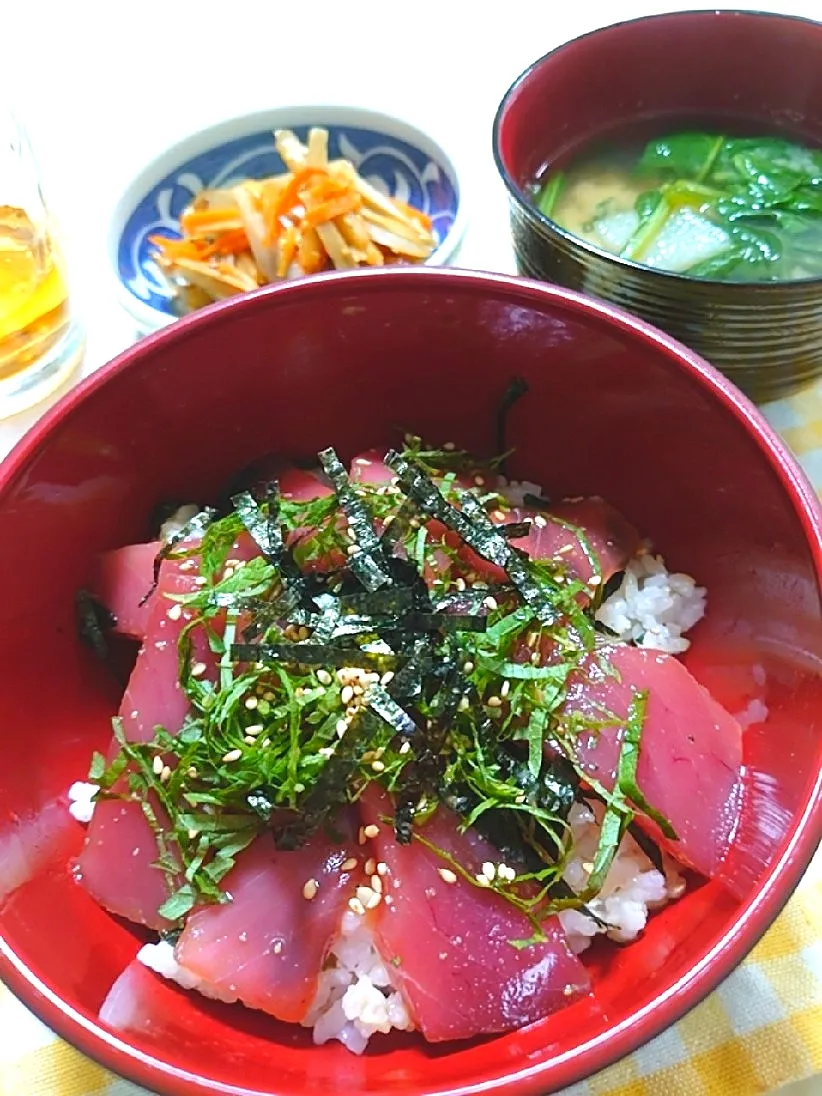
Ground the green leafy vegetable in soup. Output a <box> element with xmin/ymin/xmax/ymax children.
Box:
<box><xmin>533</xmin><ymin>130</ymin><xmax>822</xmax><ymax>282</ymax></box>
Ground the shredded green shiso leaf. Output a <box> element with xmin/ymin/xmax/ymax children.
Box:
<box><xmin>90</xmin><ymin>432</ymin><xmax>673</xmax><ymax>935</ymax></box>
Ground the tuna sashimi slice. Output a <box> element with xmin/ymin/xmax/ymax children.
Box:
<box><xmin>359</xmin><ymin>788</ymin><xmax>590</xmax><ymax>1042</ymax></box>
<box><xmin>512</xmin><ymin>497</ymin><xmax>641</xmax><ymax>586</ymax></box>
<box><xmin>77</xmin><ymin>794</ymin><xmax>181</xmax><ymax>931</ymax></box>
<box><xmin>174</xmin><ymin>816</ymin><xmax>359</xmax><ymax>1024</ymax></box>
<box><xmin>92</xmin><ymin>541</ymin><xmax>161</xmax><ymax>640</ymax></box>
<box><xmin>564</xmin><ymin>644</ymin><xmax>743</xmax><ymax>877</ymax></box>
<box><xmin>118</xmin><ymin>554</ymin><xmax>204</xmax><ymax>744</ymax></box>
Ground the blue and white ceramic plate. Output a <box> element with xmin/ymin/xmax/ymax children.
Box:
<box><xmin>109</xmin><ymin>106</ymin><xmax>467</xmax><ymax>334</ymax></box>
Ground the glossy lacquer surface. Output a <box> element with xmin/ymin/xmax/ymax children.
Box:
<box><xmin>0</xmin><ymin>268</ymin><xmax>820</xmax><ymax>1096</ymax></box>
<box><xmin>493</xmin><ymin>10</ymin><xmax>822</xmax><ymax>400</ymax></box>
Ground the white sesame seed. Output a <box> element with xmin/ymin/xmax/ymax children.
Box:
<box><xmin>336</xmin><ymin>718</ymin><xmax>349</xmax><ymax>738</ymax></box>
<box><xmin>341</xmin><ymin>857</ymin><xmax>358</xmax><ymax>872</ymax></box>
<box><xmin>243</xmin><ymin>735</ymin><xmax>256</xmax><ymax>745</ymax></box>
<box><xmin>563</xmin><ymin>984</ymin><xmax>575</xmax><ymax>997</ymax></box>
<box><xmin>443</xmin><ymin>441</ymin><xmax>456</xmax><ymax>451</ymax></box>
<box><xmin>193</xmin><ymin>576</ymin><xmax>207</xmax><ymax>587</ymax></box>
<box><xmin>187</xmin><ymin>766</ymin><xmax>198</xmax><ymax>778</ymax></box>
<box><xmin>262</xmin><ymin>738</ymin><xmax>271</xmax><ymax>748</ymax></box>
<box><xmin>341</xmin><ymin>685</ymin><xmax>354</xmax><ymax>704</ymax></box>
<box><xmin>347</xmin><ymin>544</ymin><xmax>360</xmax><ymax>556</ymax></box>
<box><xmin>356</xmin><ymin>885</ymin><xmax>374</xmax><ymax>906</ymax></box>
<box><xmin>371</xmin><ymin>759</ymin><xmax>385</xmax><ymax>773</ymax></box>
<box><xmin>317</xmin><ymin>669</ymin><xmax>332</xmax><ymax>685</ymax></box>
<box><xmin>527</xmin><ymin>631</ymin><xmax>539</xmax><ymax>648</ymax></box>
<box><xmin>556</xmin><ymin>542</ymin><xmax>574</xmax><ymax>554</ymax></box>
<box><xmin>458</xmin><ymin>695</ymin><xmax>470</xmax><ymax>711</ymax></box>
<box><xmin>399</xmin><ymin>740</ymin><xmax>412</xmax><ymax>754</ymax></box>
<box><xmin>364</xmin><ymin>857</ymin><xmax>376</xmax><ymax>875</ymax></box>
<box><xmin>294</xmin><ymin>782</ymin><xmax>305</xmax><ymax>794</ymax></box>
<box><xmin>244</xmin><ymin>696</ymin><xmax>258</xmax><ymax>710</ymax></box>
<box><xmin>167</xmin><ymin>603</ymin><xmax>183</xmax><ymax>621</ymax></box>
<box><xmin>531</xmin><ymin>651</ymin><xmax>541</xmax><ymax>664</ymax></box>
<box><xmin>160</xmin><ymin>765</ymin><xmax>172</xmax><ymax>783</ymax></box>
<box><xmin>588</xmin><ymin>575</ymin><xmax>602</xmax><ymax>587</ymax></box>
<box><xmin>245</xmin><ymin>724</ymin><xmax>264</xmax><ymax>736</ymax></box>
<box><xmin>190</xmin><ymin>661</ymin><xmax>207</xmax><ymax>678</ymax></box>
<box><xmin>462</xmin><ymin>661</ymin><xmax>475</xmax><ymax>674</ymax></box>
<box><xmin>302</xmin><ymin>878</ymin><xmax>319</xmax><ymax>900</ymax></box>
<box><xmin>273</xmin><ymin>940</ymin><xmax>283</xmax><ymax>954</ymax></box>
<box><xmin>482</xmin><ymin>861</ymin><xmax>496</xmax><ymax>881</ymax></box>
<box><xmin>500</xmin><ymin>680</ymin><xmax>511</xmax><ymax>698</ymax></box>
<box><xmin>474</xmin><ymin>874</ymin><xmax>491</xmax><ymax>888</ymax></box>
<box><xmin>454</xmin><ymin>577</ymin><xmax>466</xmax><ymax>592</ymax></box>
<box><xmin>263</xmin><ymin>691</ymin><xmax>274</xmax><ymax>701</ymax></box>
<box><xmin>484</xmin><ymin>596</ymin><xmax>498</xmax><ymax>611</ymax></box>
<box><xmin>222</xmin><ymin>748</ymin><xmax>242</xmax><ymax>763</ymax></box>
<box><xmin>363</xmin><ymin>824</ymin><xmax>380</xmax><ymax>839</ymax></box>
<box><xmin>380</xmin><ymin>671</ymin><xmax>395</xmax><ymax>686</ymax></box>
<box><xmin>487</xmin><ymin>695</ymin><xmax>502</xmax><ymax>708</ymax></box>
<box><xmin>376</xmin><ymin>861</ymin><xmax>388</xmax><ymax>876</ymax></box>
<box><xmin>438</xmin><ymin>868</ymin><xmax>458</xmax><ymax>884</ymax></box>
<box><xmin>474</xmin><ymin>475</ymin><xmax>485</xmax><ymax>486</ymax></box>
<box><xmin>365</xmin><ymin>891</ymin><xmax>382</xmax><ymax>909</ymax></box>
<box><xmin>318</xmin><ymin>746</ymin><xmax>335</xmax><ymax>758</ymax></box>
<box><xmin>534</xmin><ymin>515</ymin><xmax>547</xmax><ymax>528</ymax></box>
<box><xmin>582</xmin><ymin>861</ymin><xmax>594</xmax><ymax>873</ymax></box>
<box><xmin>348</xmin><ymin>897</ymin><xmax>365</xmax><ymax>916</ymax></box>
<box><xmin>371</xmin><ymin>874</ymin><xmax>383</xmax><ymax>894</ymax></box>
<box><xmin>152</xmin><ymin>755</ymin><xmax>164</xmax><ymax>775</ymax></box>
<box><xmin>188</xmin><ymin>828</ymin><xmax>198</xmax><ymax>840</ymax></box>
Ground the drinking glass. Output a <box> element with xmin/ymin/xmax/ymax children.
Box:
<box><xmin>0</xmin><ymin>107</ymin><xmax>83</xmax><ymax>417</ymax></box>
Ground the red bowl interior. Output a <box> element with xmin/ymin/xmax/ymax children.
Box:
<box><xmin>494</xmin><ymin>10</ymin><xmax>822</xmax><ymax>188</ymax></box>
<box><xmin>1</xmin><ymin>268</ymin><xmax>821</xmax><ymax>1096</ymax></box>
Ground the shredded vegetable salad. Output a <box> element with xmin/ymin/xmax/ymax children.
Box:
<box><xmin>150</xmin><ymin>127</ymin><xmax>438</xmax><ymax>313</ymax></box>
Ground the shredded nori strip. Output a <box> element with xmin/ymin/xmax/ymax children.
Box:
<box><xmin>498</xmin><ymin>521</ymin><xmax>532</xmax><ymax>540</ymax></box>
<box><xmin>319</xmin><ymin>447</ymin><xmax>392</xmax><ymax>592</ymax></box>
<box><xmin>75</xmin><ymin>589</ymin><xmax>116</xmax><ymax>661</ymax></box>
<box><xmin>385</xmin><ymin>451</ymin><xmax>559</xmax><ymax>626</ymax></box>
<box><xmin>231</xmin><ymin>642</ymin><xmax>400</xmax><ymax>671</ymax></box>
<box><xmin>140</xmin><ymin>506</ymin><xmax>218</xmax><ymax>606</ymax></box>
<box><xmin>363</xmin><ymin>683</ymin><xmax>418</xmax><ymax>737</ymax></box>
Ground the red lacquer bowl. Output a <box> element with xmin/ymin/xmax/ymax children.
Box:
<box><xmin>492</xmin><ymin>10</ymin><xmax>822</xmax><ymax>400</ymax></box>
<box><xmin>0</xmin><ymin>268</ymin><xmax>821</xmax><ymax>1096</ymax></box>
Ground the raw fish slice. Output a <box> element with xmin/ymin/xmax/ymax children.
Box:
<box><xmin>77</xmin><ymin>793</ymin><xmax>181</xmax><ymax>931</ymax></box>
<box><xmin>279</xmin><ymin>466</ymin><xmax>332</xmax><ymax>502</ymax></box>
<box><xmin>118</xmin><ymin>554</ymin><xmax>208</xmax><ymax>744</ymax></box>
<box><xmin>174</xmin><ymin>815</ymin><xmax>359</xmax><ymax>1024</ymax></box>
<box><xmin>120</xmin><ymin>532</ymin><xmax>263</xmax><ymax>744</ymax></box>
<box><xmin>564</xmin><ymin>644</ymin><xmax>743</xmax><ymax>877</ymax></box>
<box><xmin>359</xmin><ymin>788</ymin><xmax>590</xmax><ymax>1042</ymax></box>
<box><xmin>91</xmin><ymin>541</ymin><xmax>160</xmax><ymax>640</ymax></box>
<box><xmin>455</xmin><ymin>496</ymin><xmax>640</xmax><ymax>592</ymax></box>
<box><xmin>99</xmin><ymin>956</ymin><xmax>189</xmax><ymax>1036</ymax></box>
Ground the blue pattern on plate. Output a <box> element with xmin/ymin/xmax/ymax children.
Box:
<box><xmin>118</xmin><ymin>126</ymin><xmax>459</xmax><ymax>315</ymax></box>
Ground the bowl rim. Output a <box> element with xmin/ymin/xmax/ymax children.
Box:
<box><xmin>491</xmin><ymin>7</ymin><xmax>822</xmax><ymax>293</ymax></box>
<box><xmin>107</xmin><ymin>104</ymin><xmax>470</xmax><ymax>335</ymax></box>
<box><xmin>1</xmin><ymin>266</ymin><xmax>821</xmax><ymax>1096</ymax></box>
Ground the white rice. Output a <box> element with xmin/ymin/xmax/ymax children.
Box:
<box><xmin>301</xmin><ymin>909</ymin><xmax>414</xmax><ymax>1053</ymax></box>
<box><xmin>158</xmin><ymin>503</ymin><xmax>201</xmax><ymax>544</ymax></box>
<box><xmin>67</xmin><ymin>781</ymin><xmax>98</xmax><ymax>824</ymax></box>
<box><xmin>595</xmin><ymin>551</ymin><xmax>706</xmax><ymax>654</ymax></box>
<box><xmin>558</xmin><ymin>802</ymin><xmax>686</xmax><ymax>954</ymax></box>
<box><xmin>136</xmin><ymin>910</ymin><xmax>414</xmax><ymax>1054</ymax></box>
<box><xmin>137</xmin><ymin>941</ymin><xmax>239</xmax><ymax>1004</ymax></box>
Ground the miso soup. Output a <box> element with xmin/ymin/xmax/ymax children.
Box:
<box><xmin>532</xmin><ymin>130</ymin><xmax>822</xmax><ymax>282</ymax></box>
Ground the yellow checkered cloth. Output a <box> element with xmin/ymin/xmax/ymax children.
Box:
<box><xmin>1</xmin><ymin>391</ymin><xmax>820</xmax><ymax>1096</ymax></box>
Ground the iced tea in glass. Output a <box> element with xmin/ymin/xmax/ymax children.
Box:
<box><xmin>0</xmin><ymin>108</ymin><xmax>83</xmax><ymax>416</ymax></box>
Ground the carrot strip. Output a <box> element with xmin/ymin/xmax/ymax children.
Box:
<box><xmin>180</xmin><ymin>207</ymin><xmax>243</xmax><ymax>235</ymax></box>
<box><xmin>269</xmin><ymin>167</ymin><xmax>327</xmax><ymax>241</ymax></box>
<box><xmin>303</xmin><ymin>193</ymin><xmax>361</xmax><ymax>227</ymax></box>
<box><xmin>200</xmin><ymin>228</ymin><xmax>250</xmax><ymax>258</ymax></box>
<box><xmin>296</xmin><ymin>226</ymin><xmax>326</xmax><ymax>274</ymax></box>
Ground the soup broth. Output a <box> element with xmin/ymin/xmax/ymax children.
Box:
<box><xmin>533</xmin><ymin>130</ymin><xmax>822</xmax><ymax>282</ymax></box>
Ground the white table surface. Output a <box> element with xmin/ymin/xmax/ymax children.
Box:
<box><xmin>2</xmin><ymin>4</ymin><xmax>820</xmax><ymax>1093</ymax></box>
